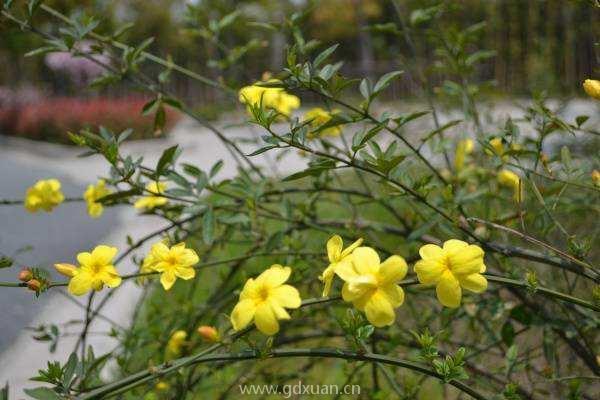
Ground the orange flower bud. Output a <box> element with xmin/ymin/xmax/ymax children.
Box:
<box><xmin>26</xmin><ymin>279</ymin><xmax>41</xmax><ymax>292</ymax></box>
<box><xmin>197</xmin><ymin>325</ymin><xmax>219</xmax><ymax>342</ymax></box>
<box><xmin>18</xmin><ymin>269</ymin><xmax>33</xmax><ymax>282</ymax></box>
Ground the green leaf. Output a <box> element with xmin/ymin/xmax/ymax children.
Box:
<box><xmin>575</xmin><ymin>115</ymin><xmax>589</xmax><ymax>127</ymax></box>
<box><xmin>156</xmin><ymin>145</ymin><xmax>179</xmax><ymax>176</ymax></box>
<box><xmin>501</xmin><ymin>321</ymin><xmax>515</xmax><ymax>346</ymax></box>
<box><xmin>62</xmin><ymin>353</ymin><xmax>78</xmax><ymax>388</ymax></box>
<box><xmin>560</xmin><ymin>145</ymin><xmax>571</xmax><ymax>171</ymax></box>
<box><xmin>313</xmin><ymin>44</ymin><xmax>339</xmax><ymax>68</ymax></box>
<box><xmin>0</xmin><ymin>256</ymin><xmax>13</xmax><ymax>268</ymax></box>
<box><xmin>373</xmin><ymin>71</ymin><xmax>403</xmax><ymax>95</ymax></box>
<box><xmin>202</xmin><ymin>207</ymin><xmax>215</xmax><ymax>245</ymax></box>
<box><xmin>283</xmin><ymin>160</ymin><xmax>336</xmax><ymax>182</ymax></box>
<box><xmin>359</xmin><ymin>78</ymin><xmax>371</xmax><ymax>100</ymax></box>
<box><xmin>465</xmin><ymin>50</ymin><xmax>496</xmax><ymax>66</ymax></box>
<box><xmin>27</xmin><ymin>0</ymin><xmax>42</xmax><ymax>16</ymax></box>
<box><xmin>247</xmin><ymin>145</ymin><xmax>278</xmax><ymax>156</ymax></box>
<box><xmin>142</xmin><ymin>98</ymin><xmax>159</xmax><ymax>116</ymax></box>
<box><xmin>24</xmin><ymin>46</ymin><xmax>56</xmax><ymax>58</ymax></box>
<box><xmin>210</xmin><ymin>160</ymin><xmax>224</xmax><ymax>178</ymax></box>
<box><xmin>23</xmin><ymin>388</ymin><xmax>60</xmax><ymax>400</ymax></box>
<box><xmin>218</xmin><ymin>11</ymin><xmax>239</xmax><ymax>29</ymax></box>
<box><xmin>162</xmin><ymin>97</ymin><xmax>183</xmax><ymax>111</ymax></box>
<box><xmin>420</xmin><ymin>120</ymin><xmax>462</xmax><ymax>143</ymax></box>
<box><xmin>394</xmin><ymin>110</ymin><xmax>430</xmax><ymax>127</ymax></box>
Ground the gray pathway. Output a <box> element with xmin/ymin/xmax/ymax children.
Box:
<box><xmin>0</xmin><ymin>156</ymin><xmax>118</xmax><ymax>352</ymax></box>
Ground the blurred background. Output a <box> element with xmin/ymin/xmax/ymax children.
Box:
<box><xmin>0</xmin><ymin>0</ymin><xmax>598</xmax><ymax>143</ymax></box>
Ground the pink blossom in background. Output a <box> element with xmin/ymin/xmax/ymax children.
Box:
<box><xmin>44</xmin><ymin>41</ymin><xmax>109</xmax><ymax>86</ymax></box>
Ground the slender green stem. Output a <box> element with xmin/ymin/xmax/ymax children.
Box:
<box><xmin>0</xmin><ymin>197</ymin><xmax>83</xmax><ymax>205</ymax></box>
<box><xmin>485</xmin><ymin>275</ymin><xmax>600</xmax><ymax>312</ymax></box>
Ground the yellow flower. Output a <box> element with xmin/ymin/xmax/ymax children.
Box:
<box><xmin>146</xmin><ymin>242</ymin><xmax>199</xmax><ymax>290</ymax></box>
<box><xmin>319</xmin><ymin>235</ymin><xmax>363</xmax><ymax>297</ymax></box>
<box><xmin>24</xmin><ymin>179</ymin><xmax>65</xmax><ymax>213</ymax></box>
<box><xmin>583</xmin><ymin>79</ymin><xmax>600</xmax><ymax>100</ymax></box>
<box><xmin>230</xmin><ymin>265</ymin><xmax>301</xmax><ymax>335</ymax></box>
<box><xmin>83</xmin><ymin>179</ymin><xmax>111</xmax><ymax>218</ymax></box>
<box><xmin>238</xmin><ymin>80</ymin><xmax>300</xmax><ymax>117</ymax></box>
<box><xmin>133</xmin><ymin>182</ymin><xmax>168</xmax><ymax>210</ymax></box>
<box><xmin>592</xmin><ymin>170</ymin><xmax>600</xmax><ymax>187</ymax></box>
<box><xmin>334</xmin><ymin>247</ymin><xmax>407</xmax><ymax>327</ymax></box>
<box><xmin>498</xmin><ymin>169</ymin><xmax>522</xmax><ymax>201</ymax></box>
<box><xmin>486</xmin><ymin>137</ymin><xmax>507</xmax><ymax>160</ymax></box>
<box><xmin>304</xmin><ymin>107</ymin><xmax>342</xmax><ymax>137</ymax></box>
<box><xmin>454</xmin><ymin>138</ymin><xmax>474</xmax><ymax>171</ymax></box>
<box><xmin>166</xmin><ymin>330</ymin><xmax>187</xmax><ymax>358</ymax></box>
<box><xmin>57</xmin><ymin>245</ymin><xmax>121</xmax><ymax>296</ymax></box>
<box><xmin>414</xmin><ymin>240</ymin><xmax>487</xmax><ymax>308</ymax></box>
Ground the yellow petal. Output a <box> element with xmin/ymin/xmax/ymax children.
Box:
<box><xmin>151</xmin><ymin>242</ymin><xmax>170</xmax><ymax>260</ymax></box>
<box><xmin>378</xmin><ymin>255</ymin><xmax>408</xmax><ymax>284</ymax></box>
<box><xmin>326</xmin><ymin>235</ymin><xmax>343</xmax><ymax>263</ymax></box>
<box><xmin>380</xmin><ymin>284</ymin><xmax>405</xmax><ymax>307</ymax></box>
<box><xmin>160</xmin><ymin>271</ymin><xmax>177</xmax><ymax>290</ymax></box>
<box><xmin>254</xmin><ymin>303</ymin><xmax>279</xmax><ymax>335</ymax></box>
<box><xmin>133</xmin><ymin>198</ymin><xmax>149</xmax><ymax>209</ymax></box>
<box><xmin>268</xmin><ymin>301</ymin><xmax>291</xmax><ymax>320</ymax></box>
<box><xmin>175</xmin><ymin>266</ymin><xmax>196</xmax><ymax>280</ymax></box>
<box><xmin>91</xmin><ymin>245</ymin><xmax>118</xmax><ymax>265</ymax></box>
<box><xmin>76</xmin><ymin>252</ymin><xmax>92</xmax><ymax>267</ymax></box>
<box><xmin>257</xmin><ymin>265</ymin><xmax>291</xmax><ymax>287</ymax></box>
<box><xmin>231</xmin><ymin>299</ymin><xmax>256</xmax><ymax>331</ymax></box>
<box><xmin>346</xmin><ymin>276</ymin><xmax>377</xmax><ymax>297</ymax></box>
<box><xmin>340</xmin><ymin>237</ymin><xmax>364</xmax><ymax>258</ymax></box>
<box><xmin>364</xmin><ymin>291</ymin><xmax>396</xmax><ymax>327</ymax></box>
<box><xmin>319</xmin><ymin>264</ymin><xmax>335</xmax><ymax>297</ymax></box>
<box><xmin>180</xmin><ymin>249</ymin><xmax>200</xmax><ymax>266</ymax></box>
<box><xmin>351</xmin><ymin>247</ymin><xmax>380</xmax><ymax>275</ymax></box>
<box><xmin>271</xmin><ymin>284</ymin><xmax>301</xmax><ymax>308</ymax></box>
<box><xmin>442</xmin><ymin>239</ymin><xmax>469</xmax><ymax>252</ymax></box>
<box><xmin>342</xmin><ymin>282</ymin><xmax>361</xmax><ymax>302</ymax></box>
<box><xmin>239</xmin><ymin>278</ymin><xmax>258</xmax><ymax>300</ymax></box>
<box><xmin>68</xmin><ymin>272</ymin><xmax>92</xmax><ymax>296</ymax></box>
<box><xmin>103</xmin><ymin>274</ymin><xmax>122</xmax><ymax>288</ymax></box>
<box><xmin>414</xmin><ymin>260</ymin><xmax>445</xmax><ymax>284</ymax></box>
<box><xmin>334</xmin><ymin>259</ymin><xmax>358</xmax><ymax>282</ymax></box>
<box><xmin>419</xmin><ymin>244</ymin><xmax>443</xmax><ymax>260</ymax></box>
<box><xmin>459</xmin><ymin>273</ymin><xmax>488</xmax><ymax>293</ymax></box>
<box><xmin>54</xmin><ymin>263</ymin><xmax>77</xmax><ymax>277</ymax></box>
<box><xmin>447</xmin><ymin>245</ymin><xmax>484</xmax><ymax>276</ymax></box>
<box><xmin>436</xmin><ymin>271</ymin><xmax>462</xmax><ymax>308</ymax></box>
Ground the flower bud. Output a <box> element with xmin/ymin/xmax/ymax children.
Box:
<box><xmin>583</xmin><ymin>79</ymin><xmax>600</xmax><ymax>100</ymax></box>
<box><xmin>592</xmin><ymin>170</ymin><xmax>600</xmax><ymax>187</ymax></box>
<box><xmin>155</xmin><ymin>381</ymin><xmax>170</xmax><ymax>391</ymax></box>
<box><xmin>18</xmin><ymin>268</ymin><xmax>33</xmax><ymax>282</ymax></box>
<box><xmin>26</xmin><ymin>279</ymin><xmax>41</xmax><ymax>292</ymax></box>
<box><xmin>197</xmin><ymin>325</ymin><xmax>219</xmax><ymax>342</ymax></box>
<box><xmin>54</xmin><ymin>263</ymin><xmax>77</xmax><ymax>277</ymax></box>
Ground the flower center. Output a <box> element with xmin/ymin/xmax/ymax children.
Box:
<box><xmin>442</xmin><ymin>256</ymin><xmax>453</xmax><ymax>273</ymax></box>
<box><xmin>257</xmin><ymin>286</ymin><xmax>271</xmax><ymax>302</ymax></box>
<box><xmin>90</xmin><ymin>262</ymin><xmax>104</xmax><ymax>274</ymax></box>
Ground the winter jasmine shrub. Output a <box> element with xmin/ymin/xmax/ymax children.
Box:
<box><xmin>0</xmin><ymin>1</ymin><xmax>598</xmax><ymax>399</ymax></box>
